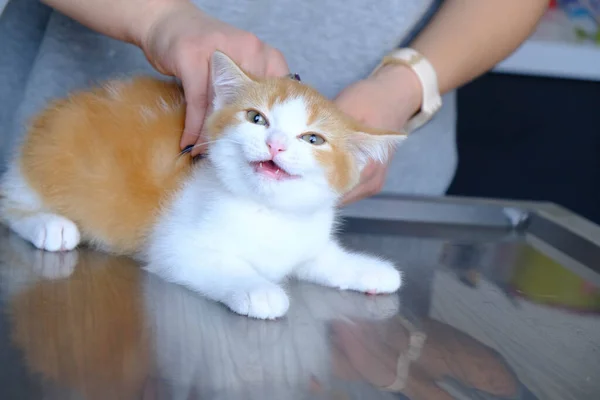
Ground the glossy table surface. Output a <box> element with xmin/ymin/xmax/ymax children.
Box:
<box><xmin>1</xmin><ymin>196</ymin><xmax>599</xmax><ymax>400</ymax></box>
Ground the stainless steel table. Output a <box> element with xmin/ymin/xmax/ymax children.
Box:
<box><xmin>0</xmin><ymin>195</ymin><xmax>599</xmax><ymax>400</ymax></box>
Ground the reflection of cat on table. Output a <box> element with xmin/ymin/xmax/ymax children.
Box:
<box><xmin>0</xmin><ymin>236</ymin><xmax>402</xmax><ymax>399</ymax></box>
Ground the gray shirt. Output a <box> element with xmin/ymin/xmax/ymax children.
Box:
<box><xmin>0</xmin><ymin>0</ymin><xmax>456</xmax><ymax>197</ymax></box>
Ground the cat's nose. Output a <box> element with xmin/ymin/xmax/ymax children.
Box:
<box><xmin>266</xmin><ymin>138</ymin><xmax>287</xmax><ymax>158</ymax></box>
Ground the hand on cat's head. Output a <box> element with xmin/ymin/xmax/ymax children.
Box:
<box><xmin>139</xmin><ymin>1</ymin><xmax>289</xmax><ymax>153</ymax></box>
<box><xmin>137</xmin><ymin>2</ymin><xmax>409</xmax><ymax>207</ymax></box>
<box><xmin>201</xmin><ymin>51</ymin><xmax>407</xmax><ymax>212</ymax></box>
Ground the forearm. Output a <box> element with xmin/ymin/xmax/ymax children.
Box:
<box><xmin>410</xmin><ymin>0</ymin><xmax>550</xmax><ymax>94</ymax></box>
<box><xmin>41</xmin><ymin>0</ymin><xmax>187</xmax><ymax>46</ymax></box>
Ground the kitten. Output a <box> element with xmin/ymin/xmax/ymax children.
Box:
<box><xmin>0</xmin><ymin>51</ymin><xmax>407</xmax><ymax>319</ymax></box>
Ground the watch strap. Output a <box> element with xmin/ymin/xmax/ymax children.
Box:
<box><xmin>371</xmin><ymin>48</ymin><xmax>442</xmax><ymax>133</ymax></box>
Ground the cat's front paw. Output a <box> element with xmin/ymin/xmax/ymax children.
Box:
<box><xmin>342</xmin><ymin>257</ymin><xmax>402</xmax><ymax>295</ymax></box>
<box><xmin>31</xmin><ymin>215</ymin><xmax>81</xmax><ymax>252</ymax></box>
<box><xmin>361</xmin><ymin>260</ymin><xmax>402</xmax><ymax>295</ymax></box>
<box><xmin>225</xmin><ymin>283</ymin><xmax>290</xmax><ymax>320</ymax></box>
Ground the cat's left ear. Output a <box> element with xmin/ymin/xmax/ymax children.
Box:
<box><xmin>347</xmin><ymin>128</ymin><xmax>407</xmax><ymax>170</ymax></box>
<box><xmin>210</xmin><ymin>51</ymin><xmax>253</xmax><ymax>110</ymax></box>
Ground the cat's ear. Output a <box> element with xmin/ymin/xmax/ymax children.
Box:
<box><xmin>347</xmin><ymin>128</ymin><xmax>407</xmax><ymax>170</ymax></box>
<box><xmin>210</xmin><ymin>51</ymin><xmax>253</xmax><ymax>110</ymax></box>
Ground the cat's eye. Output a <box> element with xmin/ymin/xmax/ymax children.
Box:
<box><xmin>246</xmin><ymin>110</ymin><xmax>268</xmax><ymax>126</ymax></box>
<box><xmin>299</xmin><ymin>133</ymin><xmax>326</xmax><ymax>146</ymax></box>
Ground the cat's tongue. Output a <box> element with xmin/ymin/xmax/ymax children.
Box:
<box><xmin>253</xmin><ymin>160</ymin><xmax>293</xmax><ymax>180</ymax></box>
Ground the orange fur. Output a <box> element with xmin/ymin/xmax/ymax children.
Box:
<box><xmin>20</xmin><ymin>77</ymin><xmax>193</xmax><ymax>255</ymax></box>
<box><xmin>15</xmin><ymin>61</ymin><xmax>404</xmax><ymax>256</ymax></box>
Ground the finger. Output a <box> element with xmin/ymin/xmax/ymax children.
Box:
<box><xmin>340</xmin><ymin>186</ymin><xmax>363</xmax><ymax>207</ymax></box>
<box><xmin>369</xmin><ymin>167</ymin><xmax>388</xmax><ymax>194</ymax></box>
<box><xmin>178</xmin><ymin>57</ymin><xmax>211</xmax><ymax>153</ymax></box>
<box><xmin>340</xmin><ymin>178</ymin><xmax>373</xmax><ymax>206</ymax></box>
<box><xmin>339</xmin><ymin>162</ymin><xmax>377</xmax><ymax>205</ymax></box>
<box><xmin>239</xmin><ymin>57</ymin><xmax>267</xmax><ymax>78</ymax></box>
<box><xmin>237</xmin><ymin>45</ymin><xmax>269</xmax><ymax>77</ymax></box>
<box><xmin>340</xmin><ymin>175</ymin><xmax>383</xmax><ymax>206</ymax></box>
<box><xmin>265</xmin><ymin>47</ymin><xmax>290</xmax><ymax>77</ymax></box>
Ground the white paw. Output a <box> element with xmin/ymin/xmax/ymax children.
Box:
<box><xmin>359</xmin><ymin>259</ymin><xmax>402</xmax><ymax>294</ymax></box>
<box><xmin>341</xmin><ymin>257</ymin><xmax>402</xmax><ymax>295</ymax></box>
<box><xmin>225</xmin><ymin>283</ymin><xmax>290</xmax><ymax>320</ymax></box>
<box><xmin>33</xmin><ymin>250</ymin><xmax>78</xmax><ymax>280</ymax></box>
<box><xmin>31</xmin><ymin>215</ymin><xmax>80</xmax><ymax>252</ymax></box>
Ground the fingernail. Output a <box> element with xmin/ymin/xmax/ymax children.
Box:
<box><xmin>180</xmin><ymin>144</ymin><xmax>194</xmax><ymax>155</ymax></box>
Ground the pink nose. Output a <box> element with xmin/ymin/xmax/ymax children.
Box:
<box><xmin>267</xmin><ymin>138</ymin><xmax>287</xmax><ymax>158</ymax></box>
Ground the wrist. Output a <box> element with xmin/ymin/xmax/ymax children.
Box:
<box><xmin>370</xmin><ymin>48</ymin><xmax>442</xmax><ymax>132</ymax></box>
<box><xmin>129</xmin><ymin>0</ymin><xmax>190</xmax><ymax>47</ymax></box>
<box><xmin>370</xmin><ymin>63</ymin><xmax>423</xmax><ymax>118</ymax></box>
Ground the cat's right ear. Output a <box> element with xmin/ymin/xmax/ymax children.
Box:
<box><xmin>210</xmin><ymin>51</ymin><xmax>253</xmax><ymax>110</ymax></box>
<box><xmin>347</xmin><ymin>128</ymin><xmax>407</xmax><ymax>171</ymax></box>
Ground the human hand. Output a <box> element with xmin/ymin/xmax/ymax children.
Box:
<box><xmin>139</xmin><ymin>1</ymin><xmax>290</xmax><ymax>155</ymax></box>
<box><xmin>335</xmin><ymin>64</ymin><xmax>423</xmax><ymax>205</ymax></box>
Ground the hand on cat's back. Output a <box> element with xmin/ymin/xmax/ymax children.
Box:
<box><xmin>139</xmin><ymin>1</ymin><xmax>290</xmax><ymax>156</ymax></box>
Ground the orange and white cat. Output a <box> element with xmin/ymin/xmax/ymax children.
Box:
<box><xmin>0</xmin><ymin>51</ymin><xmax>406</xmax><ymax>319</ymax></box>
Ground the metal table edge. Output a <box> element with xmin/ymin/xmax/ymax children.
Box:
<box><xmin>339</xmin><ymin>194</ymin><xmax>600</xmax><ymax>278</ymax></box>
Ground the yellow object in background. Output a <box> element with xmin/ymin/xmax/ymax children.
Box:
<box><xmin>511</xmin><ymin>246</ymin><xmax>600</xmax><ymax>313</ymax></box>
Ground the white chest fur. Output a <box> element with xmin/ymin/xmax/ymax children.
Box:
<box><xmin>146</xmin><ymin>169</ymin><xmax>335</xmax><ymax>282</ymax></box>
<box><xmin>195</xmin><ymin>197</ymin><xmax>334</xmax><ymax>280</ymax></box>
<box><xmin>144</xmin><ymin>163</ymin><xmax>401</xmax><ymax>321</ymax></box>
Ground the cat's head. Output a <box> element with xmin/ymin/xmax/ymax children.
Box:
<box><xmin>203</xmin><ymin>51</ymin><xmax>406</xmax><ymax>211</ymax></box>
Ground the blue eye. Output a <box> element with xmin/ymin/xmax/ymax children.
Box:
<box><xmin>299</xmin><ymin>133</ymin><xmax>326</xmax><ymax>145</ymax></box>
<box><xmin>246</xmin><ymin>110</ymin><xmax>268</xmax><ymax>126</ymax></box>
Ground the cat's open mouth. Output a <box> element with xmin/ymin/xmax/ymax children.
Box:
<box><xmin>251</xmin><ymin>160</ymin><xmax>298</xmax><ymax>181</ymax></box>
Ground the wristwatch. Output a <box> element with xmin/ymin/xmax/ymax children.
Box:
<box><xmin>371</xmin><ymin>48</ymin><xmax>442</xmax><ymax>133</ymax></box>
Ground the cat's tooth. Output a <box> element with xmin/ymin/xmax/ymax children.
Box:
<box><xmin>259</xmin><ymin>162</ymin><xmax>263</xmax><ymax>168</ymax></box>
<box><xmin>276</xmin><ymin>168</ymin><xmax>280</xmax><ymax>175</ymax></box>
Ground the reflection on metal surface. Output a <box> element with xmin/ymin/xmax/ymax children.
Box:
<box><xmin>441</xmin><ymin>242</ymin><xmax>488</xmax><ymax>289</ymax></box>
<box><xmin>527</xmin><ymin>213</ymin><xmax>600</xmax><ymax>274</ymax></box>
<box><xmin>0</xmin><ymin>191</ymin><xmax>599</xmax><ymax>400</ymax></box>
<box><xmin>341</xmin><ymin>194</ymin><xmax>514</xmax><ymax>229</ymax></box>
<box><xmin>379</xmin><ymin>315</ymin><xmax>427</xmax><ymax>392</ymax></box>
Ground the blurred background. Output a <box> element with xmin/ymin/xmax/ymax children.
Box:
<box><xmin>448</xmin><ymin>0</ymin><xmax>600</xmax><ymax>224</ymax></box>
